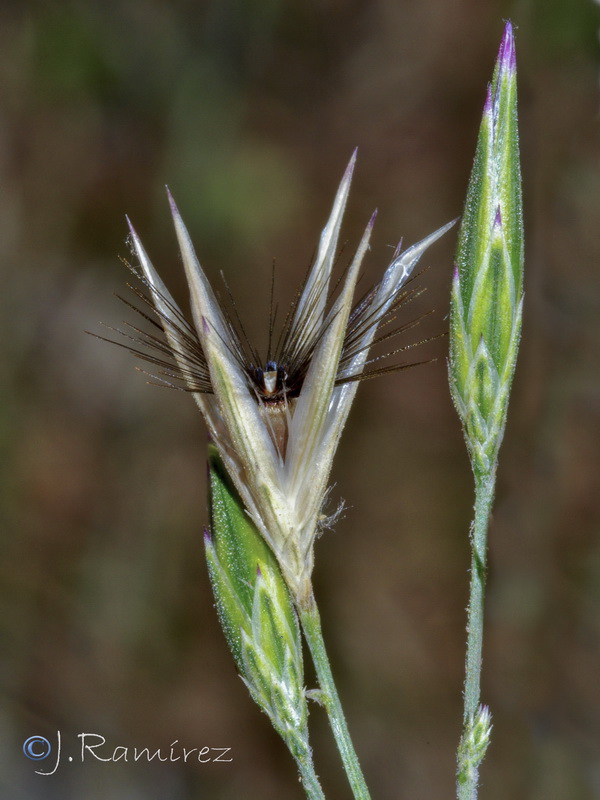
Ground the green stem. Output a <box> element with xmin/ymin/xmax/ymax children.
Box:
<box><xmin>457</xmin><ymin>470</ymin><xmax>496</xmax><ymax>800</ymax></box>
<box><xmin>464</xmin><ymin>472</ymin><xmax>495</xmax><ymax>721</ymax></box>
<box><xmin>291</xmin><ymin>744</ymin><xmax>327</xmax><ymax>800</ymax></box>
<box><xmin>299</xmin><ymin>592</ymin><xmax>372</xmax><ymax>800</ymax></box>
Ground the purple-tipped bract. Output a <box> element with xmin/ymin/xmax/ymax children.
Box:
<box><xmin>498</xmin><ymin>21</ymin><xmax>516</xmax><ymax>74</ymax></box>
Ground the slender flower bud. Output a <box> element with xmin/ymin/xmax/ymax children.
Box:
<box><xmin>449</xmin><ymin>21</ymin><xmax>523</xmax><ymax>478</ymax></box>
<box><xmin>205</xmin><ymin>446</ymin><xmax>310</xmax><ymax>756</ymax></box>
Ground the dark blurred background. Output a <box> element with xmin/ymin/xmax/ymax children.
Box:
<box><xmin>2</xmin><ymin>1</ymin><xmax>599</xmax><ymax>798</ymax></box>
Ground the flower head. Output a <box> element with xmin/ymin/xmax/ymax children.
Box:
<box><xmin>117</xmin><ymin>153</ymin><xmax>454</xmax><ymax>605</ymax></box>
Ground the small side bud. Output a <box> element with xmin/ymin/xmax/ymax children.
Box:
<box><xmin>457</xmin><ymin>705</ymin><xmax>493</xmax><ymax>788</ymax></box>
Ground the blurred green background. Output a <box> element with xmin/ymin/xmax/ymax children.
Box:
<box><xmin>2</xmin><ymin>1</ymin><xmax>599</xmax><ymax>798</ymax></box>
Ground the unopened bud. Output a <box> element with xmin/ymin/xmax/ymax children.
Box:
<box><xmin>449</xmin><ymin>21</ymin><xmax>523</xmax><ymax>478</ymax></box>
<box><xmin>205</xmin><ymin>446</ymin><xmax>309</xmax><ymax>754</ymax></box>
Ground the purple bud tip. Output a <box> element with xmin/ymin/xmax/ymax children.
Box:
<box><xmin>483</xmin><ymin>83</ymin><xmax>493</xmax><ymax>115</ymax></box>
<box><xmin>392</xmin><ymin>237</ymin><xmax>404</xmax><ymax>260</ymax></box>
<box><xmin>256</xmin><ymin>564</ymin><xmax>262</xmax><ymax>578</ymax></box>
<box><xmin>498</xmin><ymin>20</ymin><xmax>516</xmax><ymax>74</ymax></box>
<box><xmin>453</xmin><ymin>264</ymin><xmax>460</xmax><ymax>282</ymax></box>
<box><xmin>204</xmin><ymin>528</ymin><xmax>212</xmax><ymax>543</ymax></box>
<box><xmin>368</xmin><ymin>208</ymin><xmax>378</xmax><ymax>229</ymax></box>
<box><xmin>494</xmin><ymin>206</ymin><xmax>502</xmax><ymax>228</ymax></box>
<box><xmin>202</xmin><ymin>316</ymin><xmax>211</xmax><ymax>335</ymax></box>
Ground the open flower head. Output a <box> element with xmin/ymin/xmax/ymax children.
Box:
<box><xmin>115</xmin><ymin>153</ymin><xmax>454</xmax><ymax>605</ymax></box>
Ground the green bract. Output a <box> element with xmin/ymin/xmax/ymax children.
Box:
<box><xmin>205</xmin><ymin>446</ymin><xmax>310</xmax><ymax>756</ymax></box>
<box><xmin>449</xmin><ymin>23</ymin><xmax>523</xmax><ymax>478</ymax></box>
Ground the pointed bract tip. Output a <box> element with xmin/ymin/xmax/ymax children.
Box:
<box><xmin>165</xmin><ymin>185</ymin><xmax>180</xmax><ymax>217</ymax></box>
<box><xmin>498</xmin><ymin>20</ymin><xmax>516</xmax><ymax>74</ymax></box>
<box><xmin>202</xmin><ymin>316</ymin><xmax>211</xmax><ymax>335</ymax></box>
<box><xmin>204</xmin><ymin>528</ymin><xmax>212</xmax><ymax>543</ymax></box>
<box><xmin>343</xmin><ymin>148</ymin><xmax>358</xmax><ymax>180</ymax></box>
<box><xmin>453</xmin><ymin>264</ymin><xmax>460</xmax><ymax>280</ymax></box>
<box><xmin>125</xmin><ymin>218</ymin><xmax>144</xmax><ymax>259</ymax></box>
<box><xmin>494</xmin><ymin>206</ymin><xmax>503</xmax><ymax>228</ymax></box>
<box><xmin>256</xmin><ymin>564</ymin><xmax>262</xmax><ymax>578</ymax></box>
<box><xmin>501</xmin><ymin>20</ymin><xmax>514</xmax><ymax>48</ymax></box>
<box><xmin>125</xmin><ymin>214</ymin><xmax>137</xmax><ymax>238</ymax></box>
<box><xmin>368</xmin><ymin>208</ymin><xmax>378</xmax><ymax>229</ymax></box>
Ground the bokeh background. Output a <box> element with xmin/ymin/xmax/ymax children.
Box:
<box><xmin>2</xmin><ymin>1</ymin><xmax>599</xmax><ymax>798</ymax></box>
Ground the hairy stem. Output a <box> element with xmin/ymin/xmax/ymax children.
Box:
<box><xmin>457</xmin><ymin>471</ymin><xmax>496</xmax><ymax>800</ymax></box>
<box><xmin>299</xmin><ymin>592</ymin><xmax>372</xmax><ymax>800</ymax></box>
<box><xmin>292</xmin><ymin>742</ymin><xmax>328</xmax><ymax>800</ymax></box>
